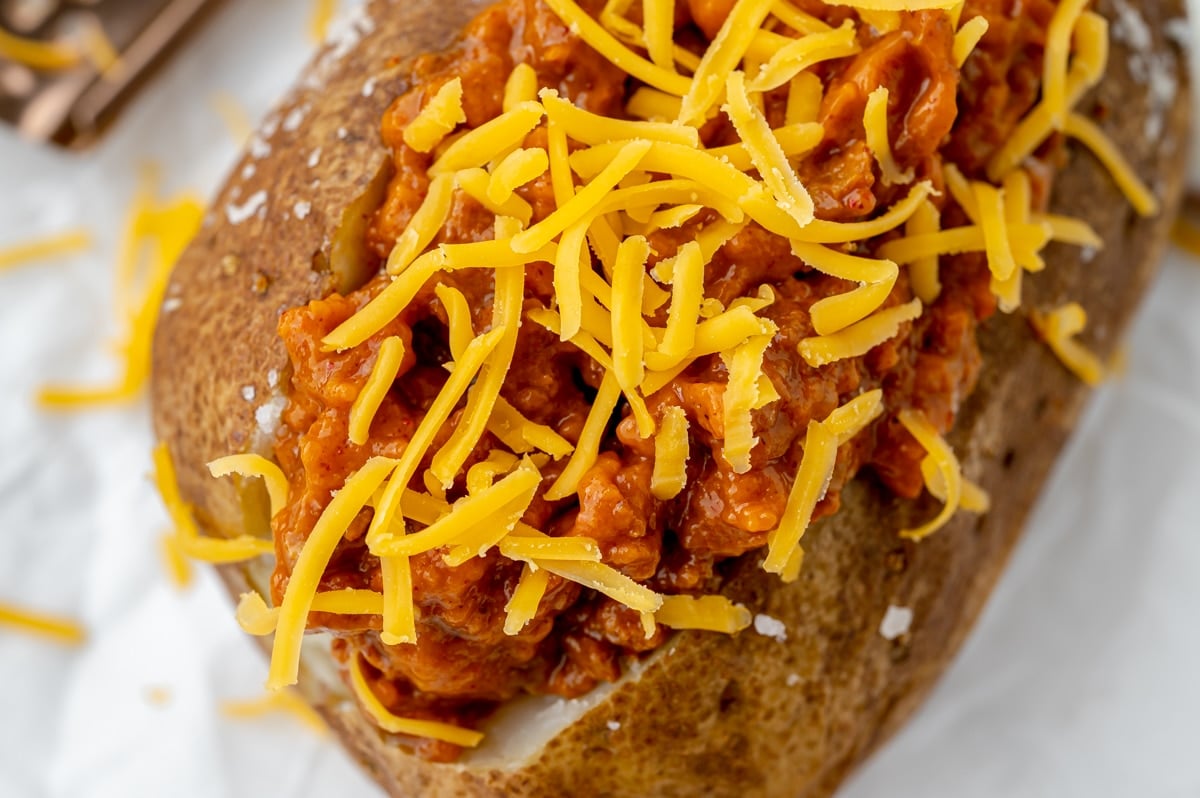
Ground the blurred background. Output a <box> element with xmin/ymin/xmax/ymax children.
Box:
<box><xmin>0</xmin><ymin>1</ymin><xmax>1197</xmax><ymax>796</ymax></box>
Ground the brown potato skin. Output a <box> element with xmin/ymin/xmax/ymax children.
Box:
<box><xmin>150</xmin><ymin>0</ymin><xmax>1190</xmax><ymax>795</ymax></box>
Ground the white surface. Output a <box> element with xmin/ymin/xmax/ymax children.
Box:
<box><xmin>0</xmin><ymin>3</ymin><xmax>1197</xmax><ymax>797</ymax></box>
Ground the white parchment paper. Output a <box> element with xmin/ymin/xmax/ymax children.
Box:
<box><xmin>0</xmin><ymin>3</ymin><xmax>1196</xmax><ymax>797</ymax></box>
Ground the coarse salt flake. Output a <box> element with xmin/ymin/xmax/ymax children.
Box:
<box><xmin>255</xmin><ymin>395</ymin><xmax>288</xmax><ymax>437</ymax></box>
<box><xmin>294</xmin><ymin>201</ymin><xmax>312</xmax><ymax>221</ymax></box>
<box><xmin>226</xmin><ymin>190</ymin><xmax>268</xmax><ymax>225</ymax></box>
<box><xmin>879</xmin><ymin>605</ymin><xmax>913</xmax><ymax>641</ymax></box>
<box><xmin>282</xmin><ymin>105</ymin><xmax>309</xmax><ymax>132</ymax></box>
<box><xmin>753</xmin><ymin>614</ymin><xmax>787</xmax><ymax>642</ymax></box>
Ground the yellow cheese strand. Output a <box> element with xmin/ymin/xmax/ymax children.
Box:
<box><xmin>543</xmin><ymin>0</ymin><xmax>692</xmax><ymax>95</ymax></box>
<box><xmin>268</xmin><ymin>456</ymin><xmax>397</xmax><ymax>689</ymax></box>
<box><xmin>790</xmin><ymin>241</ymin><xmax>899</xmax><ymax>336</ymax></box>
<box><xmin>434</xmin><ymin>283</ymin><xmax>475</xmax><ymax>359</ymax></box>
<box><xmin>678</xmin><ymin>0</ymin><xmax>776</xmax><ymax>126</ymax></box>
<box><xmin>221</xmin><ymin>689</ymin><xmax>327</xmax><ymax>735</ymax></box>
<box><xmin>906</xmin><ymin>200</ymin><xmax>942</xmax><ymax>304</ymax></box>
<box><xmin>721</xmin><ymin>333</ymin><xmax>774</xmax><ymax>473</ymax></box>
<box><xmin>651</xmin><ymin>406</ymin><xmax>690</xmax><ymax>499</ymax></box>
<box><xmin>986</xmin><ymin>11</ymin><xmax>1107</xmax><ymax>181</ymax></box>
<box><xmin>654</xmin><ymin>595</ymin><xmax>752</xmax><ymax>633</ymax></box>
<box><xmin>952</xmin><ymin>16</ymin><xmax>989</xmax><ymax>67</ymax></box>
<box><xmin>724</xmin><ymin>71</ymin><xmax>815</xmax><ymax>228</ymax></box>
<box><xmin>511</xmin><ymin>139</ymin><xmax>652</xmax><ymax>254</ymax></box>
<box><xmin>375</xmin><ymin>463</ymin><xmax>540</xmax><ymax>557</ymax></box>
<box><xmin>308</xmin><ymin>0</ymin><xmax>337</xmax><ymax>41</ymax></box>
<box><xmin>763</xmin><ymin>420</ymin><xmax>838</xmax><ymax>573</ymax></box>
<box><xmin>823</xmin><ymin>0</ymin><xmax>958</xmax><ymax>9</ymax></box>
<box><xmin>784</xmin><ymin>72</ymin><xmax>824</xmax><ymax>127</ymax></box>
<box><xmin>798</xmin><ymin>298</ymin><xmax>922</xmax><ymax>367</ymax></box>
<box><xmin>347</xmin><ymin>336</ymin><xmax>406</xmax><ymax>446</ymax></box>
<box><xmin>770</xmin><ymin>0</ymin><xmax>832</xmax><ymax>34</ymax></box>
<box><xmin>0</xmin><ymin>602</ymin><xmax>86</xmax><ymax>646</ymax></box>
<box><xmin>457</xmin><ymin>167</ymin><xmax>534</xmax><ymax>227</ymax></box>
<box><xmin>545</xmin><ymin>371</ymin><xmax>622</xmax><ymax>500</ymax></box>
<box><xmin>0</xmin><ymin>229</ymin><xmax>92</xmax><ymax>272</ymax></box>
<box><xmin>823</xmin><ymin>390</ymin><xmax>885</xmax><ymax>445</ymax></box>
<box><xmin>651</xmin><ymin>241</ymin><xmax>704</xmax><ymax>368</ymax></box>
<box><xmin>365</xmin><ymin>328</ymin><xmax>507</xmax><ymax>552</ymax></box>
<box><xmin>404</xmin><ymin>78</ymin><xmax>467</xmax><ymax>153</ymax></box>
<box><xmin>386</xmin><ymin>174</ymin><xmax>456</xmax><ymax>275</ymax></box>
<box><xmin>487</xmin><ymin>147</ymin><xmax>550</xmax><ymax>204</ymax></box>
<box><xmin>503</xmin><ymin>63</ymin><xmax>539</xmax><ymax>111</ymax></box>
<box><xmin>487</xmin><ymin>397</ymin><xmax>575</xmax><ymax>458</ymax></box>
<box><xmin>897</xmin><ymin>409</ymin><xmax>962</xmax><ymax>540</ymax></box>
<box><xmin>746</xmin><ymin>20</ymin><xmax>859</xmax><ymax>93</ymax></box>
<box><xmin>1030</xmin><ymin>302</ymin><xmax>1106</xmax><ymax>386</ymax></box>
<box><xmin>1043</xmin><ymin>0</ymin><xmax>1089</xmax><ymax>129</ymax></box>
<box><xmin>429</xmin><ymin>265</ymin><xmax>524</xmax><ymax>488</ymax></box>
<box><xmin>1035</xmin><ymin>214</ymin><xmax>1103</xmax><ymax>249</ymax></box>
<box><xmin>207</xmin><ymin>454</ymin><xmax>290</xmax><ymax>518</ymax></box>
<box><xmin>541</xmin><ymin>89</ymin><xmax>697</xmax><ymax>147</ymax></box>
<box><xmin>534</xmin><ymin>559</ymin><xmax>662</xmax><ymax>613</ymax></box>
<box><xmin>504</xmin><ymin>564</ymin><xmax>551</xmax><ymax>635</ymax></box>
<box><xmin>429</xmin><ymin>101</ymin><xmax>544</xmax><ymax>175</ymax></box>
<box><xmin>348</xmin><ymin>655</ymin><xmax>484</xmax><ymax>747</ymax></box>
<box><xmin>0</xmin><ymin>29</ymin><xmax>81</xmax><ymax>70</ymax></box>
<box><xmin>784</xmin><ymin>181</ymin><xmax>934</xmax><ymax>244</ymax></box>
<box><xmin>972</xmin><ymin>181</ymin><xmax>1016</xmax><ymax>282</ymax></box>
<box><xmin>626</xmin><ymin>87</ymin><xmax>684</xmax><ymax>121</ymax></box>
<box><xmin>642</xmin><ymin>0</ymin><xmax>677</xmax><ymax>71</ymax></box>
<box><xmin>1063</xmin><ymin>112</ymin><xmax>1159</xmax><ymax>217</ymax></box>
<box><xmin>864</xmin><ymin>86</ymin><xmax>914</xmax><ymax>186</ymax></box>
<box><xmin>612</xmin><ymin>236</ymin><xmax>650</xmax><ymax>395</ymax></box>
<box><xmin>498</xmin><ymin>535</ymin><xmax>601</xmax><ymax>562</ymax></box>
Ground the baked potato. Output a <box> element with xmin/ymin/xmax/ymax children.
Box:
<box><xmin>150</xmin><ymin>0</ymin><xmax>1190</xmax><ymax>795</ymax></box>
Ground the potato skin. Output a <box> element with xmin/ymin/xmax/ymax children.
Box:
<box><xmin>150</xmin><ymin>0</ymin><xmax>1190</xmax><ymax>796</ymax></box>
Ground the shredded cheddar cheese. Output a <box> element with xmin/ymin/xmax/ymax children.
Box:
<box><xmin>0</xmin><ymin>229</ymin><xmax>92</xmax><ymax>272</ymax></box>
<box><xmin>897</xmin><ymin>409</ymin><xmax>963</xmax><ymax>540</ymax></box>
<box><xmin>0</xmin><ymin>602</ymin><xmax>86</xmax><ymax>646</ymax></box>
<box><xmin>269</xmin><ymin>457</ymin><xmax>398</xmax><ymax>689</ymax></box>
<box><xmin>798</xmin><ymin>298</ymin><xmax>922</xmax><ymax>367</ymax></box>
<box><xmin>504</xmin><ymin>564</ymin><xmax>551</xmax><ymax>634</ymax></box>
<box><xmin>309</xmin><ymin>0</ymin><xmax>338</xmax><ymax>43</ymax></box>
<box><xmin>386</xmin><ymin>174</ymin><xmax>456</xmax><ymax>275</ymax></box>
<box><xmin>952</xmin><ymin>15</ymin><xmax>989</xmax><ymax>67</ymax></box>
<box><xmin>0</xmin><ymin>29</ymin><xmax>81</xmax><ymax>71</ymax></box>
<box><xmin>348</xmin><ymin>336</ymin><xmax>406</xmax><ymax>446</ymax></box>
<box><xmin>40</xmin><ymin>180</ymin><xmax>203</xmax><ymax>408</ymax></box>
<box><xmin>198</xmin><ymin>0</ymin><xmax>1150</xmax><ymax>745</ymax></box>
<box><xmin>763</xmin><ymin>420</ymin><xmax>838</xmax><ymax>574</ymax></box>
<box><xmin>655</xmin><ymin>595</ymin><xmax>753</xmax><ymax>633</ymax></box>
<box><xmin>1030</xmin><ymin>302</ymin><xmax>1106</xmax><ymax>386</ymax></box>
<box><xmin>404</xmin><ymin>79</ymin><xmax>467</xmax><ymax>153</ymax></box>
<box><xmin>1063</xmin><ymin>112</ymin><xmax>1159</xmax><ymax>217</ymax></box>
<box><xmin>864</xmin><ymin>87</ymin><xmax>914</xmax><ymax>185</ymax></box>
<box><xmin>153</xmin><ymin>443</ymin><xmax>274</xmax><ymax>566</ymax></box>
<box><xmin>222</xmin><ymin>689</ymin><xmax>327</xmax><ymax>734</ymax></box>
<box><xmin>720</xmin><ymin>333</ymin><xmax>776</xmax><ymax>473</ymax></box>
<box><xmin>207</xmin><ymin>454</ymin><xmax>290</xmax><ymax>517</ymax></box>
<box><xmin>724</xmin><ymin>71</ymin><xmax>815</xmax><ymax>227</ymax></box>
<box><xmin>349</xmin><ymin>655</ymin><xmax>485</xmax><ymax>747</ymax></box>
<box><xmin>504</xmin><ymin>63</ymin><xmax>540</xmax><ymax>111</ymax></box>
<box><xmin>651</xmin><ymin>406</ymin><xmax>691</xmax><ymax>500</ymax></box>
